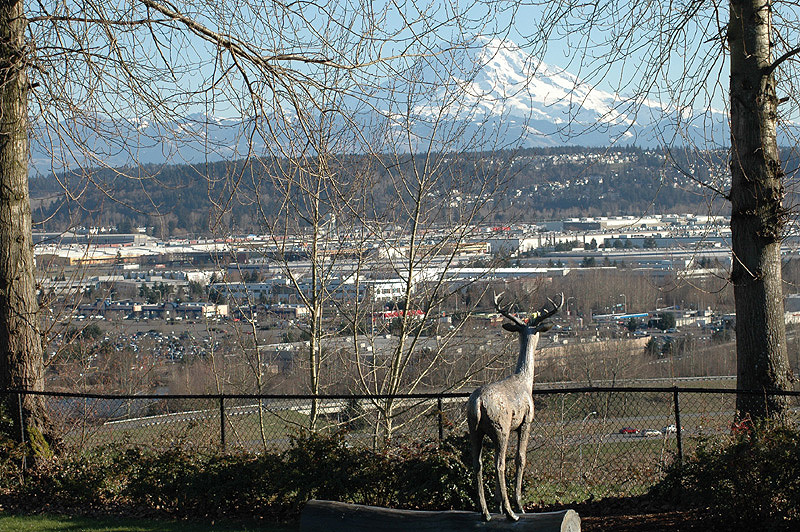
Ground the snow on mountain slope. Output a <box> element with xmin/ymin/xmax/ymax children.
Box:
<box><xmin>387</xmin><ymin>36</ymin><xmax>719</xmax><ymax>150</ymax></box>
<box><xmin>426</xmin><ymin>37</ymin><xmax>668</xmax><ymax>145</ymax></box>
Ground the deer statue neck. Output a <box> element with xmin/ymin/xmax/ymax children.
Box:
<box><xmin>493</xmin><ymin>291</ymin><xmax>562</xmax><ymax>389</ymax></box>
<box><xmin>514</xmin><ymin>330</ymin><xmax>539</xmax><ymax>385</ymax></box>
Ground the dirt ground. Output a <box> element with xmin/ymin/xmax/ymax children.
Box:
<box><xmin>566</xmin><ymin>502</ymin><xmax>795</xmax><ymax>532</ymax></box>
<box><xmin>544</xmin><ymin>498</ymin><xmax>712</xmax><ymax>532</ymax></box>
<box><xmin>581</xmin><ymin>509</ymin><xmax>715</xmax><ymax>532</ymax></box>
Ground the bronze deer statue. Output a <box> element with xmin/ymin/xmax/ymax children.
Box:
<box><xmin>467</xmin><ymin>292</ymin><xmax>563</xmax><ymax>521</ymax></box>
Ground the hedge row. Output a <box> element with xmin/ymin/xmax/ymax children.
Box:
<box><xmin>0</xmin><ymin>431</ymin><xmax>473</xmax><ymax>521</ymax></box>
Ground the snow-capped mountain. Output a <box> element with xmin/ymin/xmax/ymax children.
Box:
<box><xmin>29</xmin><ymin>38</ymin><xmax>726</xmax><ymax>170</ymax></box>
<box><xmin>404</xmin><ymin>37</ymin><xmax>726</xmax><ymax>149</ymax></box>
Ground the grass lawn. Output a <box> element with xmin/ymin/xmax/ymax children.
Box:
<box><xmin>0</xmin><ymin>515</ymin><xmax>297</xmax><ymax>532</ymax></box>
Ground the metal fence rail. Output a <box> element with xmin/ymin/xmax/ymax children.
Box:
<box><xmin>3</xmin><ymin>387</ymin><xmax>799</xmax><ymax>503</ymax></box>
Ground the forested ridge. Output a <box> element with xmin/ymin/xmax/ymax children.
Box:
<box><xmin>29</xmin><ymin>146</ymin><xmax>733</xmax><ymax>237</ymax></box>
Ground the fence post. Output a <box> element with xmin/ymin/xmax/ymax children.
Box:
<box><xmin>219</xmin><ymin>395</ymin><xmax>226</xmax><ymax>451</ymax></box>
<box><xmin>437</xmin><ymin>396</ymin><xmax>444</xmax><ymax>441</ymax></box>
<box><xmin>16</xmin><ymin>392</ymin><xmax>28</xmax><ymax>471</ymax></box>
<box><xmin>672</xmin><ymin>388</ymin><xmax>682</xmax><ymax>466</ymax></box>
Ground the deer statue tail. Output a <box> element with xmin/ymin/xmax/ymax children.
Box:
<box><xmin>467</xmin><ymin>388</ymin><xmax>482</xmax><ymax>430</ymax></box>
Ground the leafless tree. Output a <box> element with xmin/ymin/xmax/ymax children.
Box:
<box><xmin>339</xmin><ymin>77</ymin><xmax>520</xmax><ymax>444</ymax></box>
<box><xmin>1</xmin><ymin>0</ymin><xmax>505</xmax><ymax>452</ymax></box>
<box><xmin>514</xmin><ymin>0</ymin><xmax>797</xmax><ymax>420</ymax></box>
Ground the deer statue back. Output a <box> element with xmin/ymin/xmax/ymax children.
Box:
<box><xmin>467</xmin><ymin>292</ymin><xmax>563</xmax><ymax>521</ymax></box>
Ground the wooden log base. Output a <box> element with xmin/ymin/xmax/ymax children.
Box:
<box><xmin>300</xmin><ymin>500</ymin><xmax>581</xmax><ymax>532</ymax></box>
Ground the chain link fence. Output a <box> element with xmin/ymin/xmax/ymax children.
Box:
<box><xmin>4</xmin><ymin>387</ymin><xmax>799</xmax><ymax>502</ymax></box>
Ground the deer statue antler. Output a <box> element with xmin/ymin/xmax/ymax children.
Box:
<box><xmin>493</xmin><ymin>291</ymin><xmax>526</xmax><ymax>328</ymax></box>
<box><xmin>527</xmin><ymin>293</ymin><xmax>564</xmax><ymax>330</ymax></box>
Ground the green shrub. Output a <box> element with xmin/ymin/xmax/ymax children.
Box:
<box><xmin>12</xmin><ymin>445</ymin><xmax>137</xmax><ymax>511</ymax></box>
<box><xmin>122</xmin><ymin>446</ymin><xmax>287</xmax><ymax>517</ymax></box>
<box><xmin>657</xmin><ymin>423</ymin><xmax>800</xmax><ymax>526</ymax></box>
<box><xmin>188</xmin><ymin>452</ymin><xmax>287</xmax><ymax>516</ymax></box>
<box><xmin>391</xmin><ymin>434</ymin><xmax>473</xmax><ymax>510</ymax></box>
<box><xmin>0</xmin><ymin>430</ymin><xmax>475</xmax><ymax>520</ymax></box>
<box><xmin>0</xmin><ymin>404</ymin><xmax>24</xmax><ymax>491</ymax></box>
<box><xmin>280</xmin><ymin>430</ymin><xmax>369</xmax><ymax>511</ymax></box>
<box><xmin>125</xmin><ymin>447</ymin><xmax>206</xmax><ymax>513</ymax></box>
<box><xmin>278</xmin><ymin>430</ymin><xmax>473</xmax><ymax>512</ymax></box>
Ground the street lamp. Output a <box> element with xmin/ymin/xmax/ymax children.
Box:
<box><xmin>619</xmin><ymin>293</ymin><xmax>627</xmax><ymax>314</ymax></box>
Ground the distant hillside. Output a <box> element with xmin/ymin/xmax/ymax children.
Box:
<box><xmin>29</xmin><ymin>147</ymin><xmax>729</xmax><ymax>238</ymax></box>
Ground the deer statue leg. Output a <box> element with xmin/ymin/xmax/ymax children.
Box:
<box><xmin>471</xmin><ymin>430</ymin><xmax>491</xmax><ymax>521</ymax></box>
<box><xmin>494</xmin><ymin>432</ymin><xmax>519</xmax><ymax>521</ymax></box>
<box><xmin>514</xmin><ymin>421</ymin><xmax>531</xmax><ymax>514</ymax></box>
<box><xmin>491</xmin><ymin>435</ymin><xmax>503</xmax><ymax>513</ymax></box>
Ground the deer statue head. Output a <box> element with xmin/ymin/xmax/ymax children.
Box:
<box><xmin>495</xmin><ymin>291</ymin><xmax>563</xmax><ymax>334</ymax></box>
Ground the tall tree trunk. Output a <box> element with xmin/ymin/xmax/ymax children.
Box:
<box><xmin>0</xmin><ymin>0</ymin><xmax>51</xmax><ymax>456</ymax></box>
<box><xmin>729</xmin><ymin>0</ymin><xmax>792</xmax><ymax>420</ymax></box>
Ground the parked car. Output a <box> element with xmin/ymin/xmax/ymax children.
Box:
<box><xmin>642</xmin><ymin>429</ymin><xmax>662</xmax><ymax>437</ymax></box>
<box><xmin>619</xmin><ymin>427</ymin><xmax>639</xmax><ymax>434</ymax></box>
<box><xmin>662</xmin><ymin>424</ymin><xmax>680</xmax><ymax>433</ymax></box>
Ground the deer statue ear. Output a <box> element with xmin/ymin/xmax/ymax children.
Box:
<box><xmin>502</xmin><ymin>323</ymin><xmax>518</xmax><ymax>332</ymax></box>
<box><xmin>535</xmin><ymin>322</ymin><xmax>553</xmax><ymax>333</ymax></box>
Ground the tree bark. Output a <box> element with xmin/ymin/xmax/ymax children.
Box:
<box><xmin>0</xmin><ymin>0</ymin><xmax>51</xmax><ymax>454</ymax></box>
<box><xmin>728</xmin><ymin>0</ymin><xmax>793</xmax><ymax>420</ymax></box>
